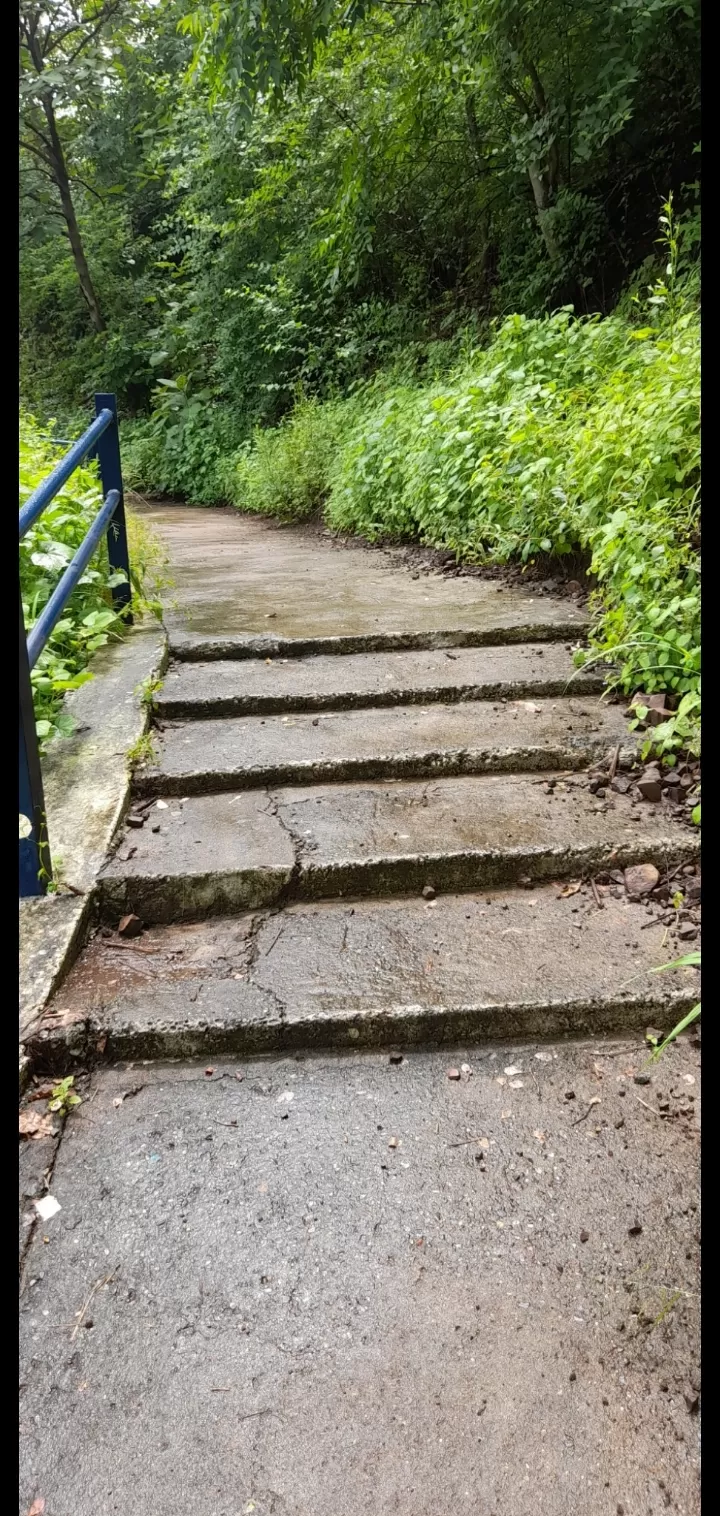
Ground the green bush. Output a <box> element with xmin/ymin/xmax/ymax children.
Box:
<box><xmin>231</xmin><ymin>397</ymin><xmax>348</xmax><ymax>521</ymax></box>
<box><xmin>226</xmin><ymin>272</ymin><xmax>699</xmax><ymax>754</ymax></box>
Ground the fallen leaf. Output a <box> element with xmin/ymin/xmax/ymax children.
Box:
<box><xmin>533</xmin><ymin>1130</ymin><xmax>546</xmax><ymax>1143</ymax></box>
<box><xmin>535</xmin><ymin>1051</ymin><xmax>553</xmax><ymax>1063</ymax></box>
<box><xmin>495</xmin><ymin>1076</ymin><xmax>507</xmax><ymax>1086</ymax></box>
<box><xmin>155</xmin><ymin>799</ymin><xmax>168</xmax><ymax>810</ymax></box>
<box><xmin>508</xmin><ymin>1079</ymin><xmax>525</xmax><ymax>1089</ymax></box>
<box><xmin>28</xmin><ymin>1501</ymin><xmax>45</xmax><ymax>1515</ymax></box>
<box><xmin>501</xmin><ymin>1110</ymin><xmax>512</xmax><ymax>1120</ymax></box>
<box><xmin>19</xmin><ymin>1110</ymin><xmax>57</xmax><ymax>1140</ymax></box>
<box><xmin>277</xmin><ymin>1090</ymin><xmax>294</xmax><ymax>1104</ymax></box>
<box><xmin>559</xmin><ymin>882</ymin><xmax>582</xmax><ymax>897</ymax></box>
<box><xmin>504</xmin><ymin>1065</ymin><xmax>523</xmax><ymax>1077</ymax></box>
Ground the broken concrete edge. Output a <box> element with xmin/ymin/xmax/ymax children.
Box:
<box><xmin>97</xmin><ymin>835</ymin><xmax>700</xmax><ymax>926</ymax></box>
<box><xmin>134</xmin><ymin>742</ymin><xmax>636</xmax><ymax>799</ymax></box>
<box><xmin>27</xmin><ymin>989</ymin><xmax>699</xmax><ymax>1073</ymax></box>
<box><xmin>169</xmin><ymin>623</ymin><xmax>590</xmax><ymax>662</ymax></box>
<box><xmin>19</xmin><ymin>624</ymin><xmax>169</xmax><ymax>1078</ymax></box>
<box><xmin>156</xmin><ymin>671</ymin><xmax>608</xmax><ymax>720</ymax></box>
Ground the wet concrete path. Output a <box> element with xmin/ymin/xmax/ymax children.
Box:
<box><xmin>21</xmin><ymin>503</ymin><xmax>700</xmax><ymax>1515</ymax></box>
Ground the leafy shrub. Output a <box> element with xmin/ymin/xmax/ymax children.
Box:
<box><xmin>226</xmin><ymin>268</ymin><xmax>699</xmax><ymax>754</ymax></box>
<box><xmin>20</xmin><ymin>413</ymin><xmax>164</xmax><ymax>746</ymax></box>
<box><xmin>122</xmin><ymin>399</ymin><xmax>243</xmax><ymax>505</ymax></box>
<box><xmin>230</xmin><ymin>397</ymin><xmax>349</xmax><ymax>521</ymax></box>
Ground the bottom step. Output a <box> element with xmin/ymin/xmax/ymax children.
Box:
<box><xmin>34</xmin><ymin>885</ymin><xmax>700</xmax><ymax>1066</ymax></box>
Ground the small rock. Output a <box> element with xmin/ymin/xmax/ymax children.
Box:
<box><xmin>684</xmin><ymin>1389</ymin><xmax>700</xmax><ymax>1414</ymax></box>
<box><xmin>422</xmin><ymin>884</ymin><xmax>436</xmax><ymax>900</ymax></box>
<box><xmin>569</xmin><ymin>1370</ymin><xmax>577</xmax><ymax>1382</ymax></box>
<box><xmin>628</xmin><ymin>1223</ymin><xmax>643</xmax><ymax>1236</ymax></box>
<box><xmin>579</xmin><ymin>1229</ymin><xmax>590</xmax><ymax>1243</ymax></box>
<box><xmin>564</xmin><ymin>1090</ymin><xmax>576</xmax><ymax>1101</ymax></box>
<box><xmin>151</xmin><ymin>823</ymin><xmax>161</xmax><ymax>833</ymax></box>
<box><xmin>638</xmin><ymin>777</ymin><xmax>663</xmax><ymax>802</ymax></box>
<box><xmin>611</xmin><ymin>775</ymin><xmax>631</xmax><ymax>795</ymax></box>
<box><xmin>519</xmin><ymin>875</ymin><xmax>533</xmax><ymax>889</ymax></box>
<box><xmin>678</xmin><ymin>923</ymin><xmax>698</xmax><ymax>940</ymax></box>
<box><xmin>447</xmin><ymin>1068</ymin><xmax>461</xmax><ymax>1081</ymax></box>
<box><xmin>388</xmin><ymin>1136</ymin><xmax>400</xmax><ymax>1149</ymax></box>
<box><xmin>633</xmin><ymin>1073</ymin><xmax>651</xmax><ymax>1086</ymax></box>
<box><xmin>566</xmin><ymin>580</ymin><xmax>582</xmax><ymax>596</ymax></box>
<box><xmin>389</xmin><ymin>1054</ymin><xmax>404</xmax><ymax>1065</ymax></box>
<box><xmin>118</xmin><ymin>914</ymin><xmax>143</xmax><ymax>939</ymax></box>
<box><xmin>624</xmin><ymin>863</ymin><xmax>660</xmax><ymax>897</ymax></box>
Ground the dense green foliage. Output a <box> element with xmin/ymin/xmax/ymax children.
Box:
<box><xmin>220</xmin><ymin>249</ymin><xmax>700</xmax><ymax>744</ymax></box>
<box><xmin>19</xmin><ymin>1</ymin><xmax>700</xmax><ymax>754</ymax></box>
<box><xmin>20</xmin><ymin>414</ymin><xmax>167</xmax><ymax>746</ymax></box>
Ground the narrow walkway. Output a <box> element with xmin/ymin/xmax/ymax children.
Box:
<box><xmin>20</xmin><ymin>505</ymin><xmax>700</xmax><ymax>1515</ymax></box>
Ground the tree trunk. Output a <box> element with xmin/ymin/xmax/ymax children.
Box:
<box><xmin>22</xmin><ymin>22</ymin><xmax>105</xmax><ymax>333</ymax></box>
<box><xmin>41</xmin><ymin>98</ymin><xmax>105</xmax><ymax>333</ymax></box>
<box><xmin>527</xmin><ymin>163</ymin><xmax>561</xmax><ymax>264</ymax></box>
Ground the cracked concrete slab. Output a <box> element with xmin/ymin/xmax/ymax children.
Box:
<box><xmin>19</xmin><ymin>1042</ymin><xmax>700</xmax><ymax>1516</ymax></box>
<box><xmin>138</xmin><ymin>502</ymin><xmax>588</xmax><ymax>645</ymax></box>
<box><xmin>157</xmin><ymin>641</ymin><xmax>604</xmax><ymax>717</ymax></box>
<box><xmin>98</xmin><ymin>775</ymin><xmax>698</xmax><ymax>922</ymax></box>
<box><xmin>140</xmin><ymin>697</ymin><xmax>633</xmax><ymax>796</ymax></box>
<box><xmin>32</xmin><ymin>885</ymin><xmax>700</xmax><ymax>1064</ymax></box>
<box><xmin>100</xmin><ymin>791</ymin><xmax>295</xmax><ymax>921</ymax></box>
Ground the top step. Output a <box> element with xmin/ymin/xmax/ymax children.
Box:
<box><xmin>143</xmin><ymin>502</ymin><xmax>587</xmax><ymax>660</ymax></box>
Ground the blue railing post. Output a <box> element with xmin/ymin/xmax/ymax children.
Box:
<box><xmin>94</xmin><ymin>393</ymin><xmax>133</xmax><ymax>623</ymax></box>
<box><xmin>19</xmin><ymin>588</ymin><xmax>51</xmax><ymax>895</ymax></box>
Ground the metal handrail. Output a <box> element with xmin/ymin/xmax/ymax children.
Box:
<box><xmin>19</xmin><ymin>393</ymin><xmax>132</xmax><ymax>898</ymax></box>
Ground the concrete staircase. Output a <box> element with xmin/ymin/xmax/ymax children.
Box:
<box><xmin>30</xmin><ymin>582</ymin><xmax>701</xmax><ymax>1069</ymax></box>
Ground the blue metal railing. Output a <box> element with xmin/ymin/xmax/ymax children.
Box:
<box><xmin>19</xmin><ymin>393</ymin><xmax>132</xmax><ymax>898</ymax></box>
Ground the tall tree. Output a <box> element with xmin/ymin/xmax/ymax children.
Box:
<box><xmin>19</xmin><ymin>2</ymin><xmax>131</xmax><ymax>331</ymax></box>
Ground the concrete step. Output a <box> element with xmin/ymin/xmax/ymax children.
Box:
<box><xmin>156</xmin><ymin>642</ymin><xmax>605</xmax><ymax>719</ymax></box>
<box><xmin>101</xmin><ymin>775</ymin><xmax>698</xmax><ymax>923</ymax></box>
<box><xmin>34</xmin><ymin>885</ymin><xmax>701</xmax><ymax>1066</ymax></box>
<box><xmin>140</xmin><ymin>697</ymin><xmax>632</xmax><ymax>796</ymax></box>
<box><xmin>169</xmin><ymin>614</ymin><xmax>588</xmax><ymax>664</ymax></box>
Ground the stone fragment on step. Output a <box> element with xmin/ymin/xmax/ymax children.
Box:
<box><xmin>624</xmin><ymin>863</ymin><xmax>660</xmax><ymax>898</ymax></box>
<box><xmin>629</xmin><ymin>691</ymin><xmax>670</xmax><ymax>727</ymax></box>
<box><xmin>637</xmin><ymin>764</ymin><xmax>663</xmax><ymax>802</ymax></box>
<box><xmin>118</xmin><ymin>913</ymin><xmax>143</xmax><ymax>939</ymax></box>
